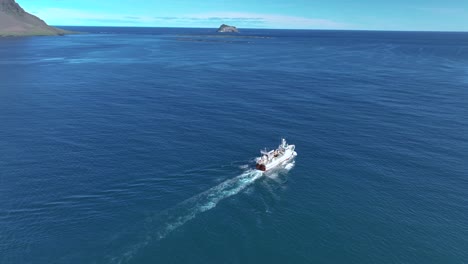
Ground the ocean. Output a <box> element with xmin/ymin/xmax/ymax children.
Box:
<box><xmin>0</xmin><ymin>27</ymin><xmax>467</xmax><ymax>263</ymax></box>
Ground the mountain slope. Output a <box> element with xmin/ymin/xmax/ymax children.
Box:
<box><xmin>0</xmin><ymin>0</ymin><xmax>70</xmax><ymax>36</ymax></box>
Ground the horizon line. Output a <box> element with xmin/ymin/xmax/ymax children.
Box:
<box><xmin>53</xmin><ymin>25</ymin><xmax>468</xmax><ymax>33</ymax></box>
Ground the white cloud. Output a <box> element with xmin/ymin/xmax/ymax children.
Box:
<box><xmin>33</xmin><ymin>8</ymin><xmax>154</xmax><ymax>25</ymax></box>
<box><xmin>33</xmin><ymin>8</ymin><xmax>350</xmax><ymax>29</ymax></box>
<box><xmin>186</xmin><ymin>12</ymin><xmax>349</xmax><ymax>29</ymax></box>
<box><xmin>417</xmin><ymin>7</ymin><xmax>466</xmax><ymax>15</ymax></box>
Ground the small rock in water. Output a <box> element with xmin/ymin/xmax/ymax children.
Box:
<box><xmin>217</xmin><ymin>24</ymin><xmax>239</xmax><ymax>33</ymax></box>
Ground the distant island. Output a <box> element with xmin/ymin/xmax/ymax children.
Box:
<box><xmin>217</xmin><ymin>24</ymin><xmax>239</xmax><ymax>33</ymax></box>
<box><xmin>0</xmin><ymin>0</ymin><xmax>72</xmax><ymax>37</ymax></box>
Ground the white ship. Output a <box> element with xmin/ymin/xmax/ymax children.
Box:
<box><xmin>255</xmin><ymin>139</ymin><xmax>297</xmax><ymax>172</ymax></box>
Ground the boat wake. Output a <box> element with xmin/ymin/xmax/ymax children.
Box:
<box><xmin>154</xmin><ymin>169</ymin><xmax>263</xmax><ymax>239</ymax></box>
<box><xmin>109</xmin><ymin>169</ymin><xmax>263</xmax><ymax>264</ymax></box>
<box><xmin>284</xmin><ymin>161</ymin><xmax>295</xmax><ymax>171</ymax></box>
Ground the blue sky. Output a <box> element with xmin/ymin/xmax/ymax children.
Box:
<box><xmin>19</xmin><ymin>0</ymin><xmax>468</xmax><ymax>31</ymax></box>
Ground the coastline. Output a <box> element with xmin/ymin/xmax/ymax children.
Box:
<box><xmin>0</xmin><ymin>29</ymin><xmax>77</xmax><ymax>37</ymax></box>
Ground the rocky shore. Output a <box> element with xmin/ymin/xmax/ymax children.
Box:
<box><xmin>0</xmin><ymin>0</ymin><xmax>72</xmax><ymax>37</ymax></box>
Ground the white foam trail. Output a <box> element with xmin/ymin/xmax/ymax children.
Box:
<box><xmin>284</xmin><ymin>160</ymin><xmax>295</xmax><ymax>171</ymax></box>
<box><xmin>156</xmin><ymin>169</ymin><xmax>262</xmax><ymax>238</ymax></box>
<box><xmin>238</xmin><ymin>164</ymin><xmax>249</xmax><ymax>170</ymax></box>
<box><xmin>112</xmin><ymin>169</ymin><xmax>263</xmax><ymax>264</ymax></box>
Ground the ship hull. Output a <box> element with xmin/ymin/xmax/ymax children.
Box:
<box><xmin>256</xmin><ymin>149</ymin><xmax>297</xmax><ymax>172</ymax></box>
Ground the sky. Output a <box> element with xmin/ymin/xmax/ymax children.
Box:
<box><xmin>19</xmin><ymin>0</ymin><xmax>468</xmax><ymax>31</ymax></box>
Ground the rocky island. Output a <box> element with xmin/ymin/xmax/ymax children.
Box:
<box><xmin>217</xmin><ymin>24</ymin><xmax>239</xmax><ymax>33</ymax></box>
<box><xmin>0</xmin><ymin>0</ymin><xmax>71</xmax><ymax>37</ymax></box>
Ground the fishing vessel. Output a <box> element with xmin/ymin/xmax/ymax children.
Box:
<box><xmin>255</xmin><ymin>139</ymin><xmax>297</xmax><ymax>172</ymax></box>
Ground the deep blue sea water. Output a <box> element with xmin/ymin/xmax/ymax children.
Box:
<box><xmin>1</xmin><ymin>27</ymin><xmax>467</xmax><ymax>264</ymax></box>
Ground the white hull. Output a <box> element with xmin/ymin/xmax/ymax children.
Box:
<box><xmin>264</xmin><ymin>149</ymin><xmax>297</xmax><ymax>171</ymax></box>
